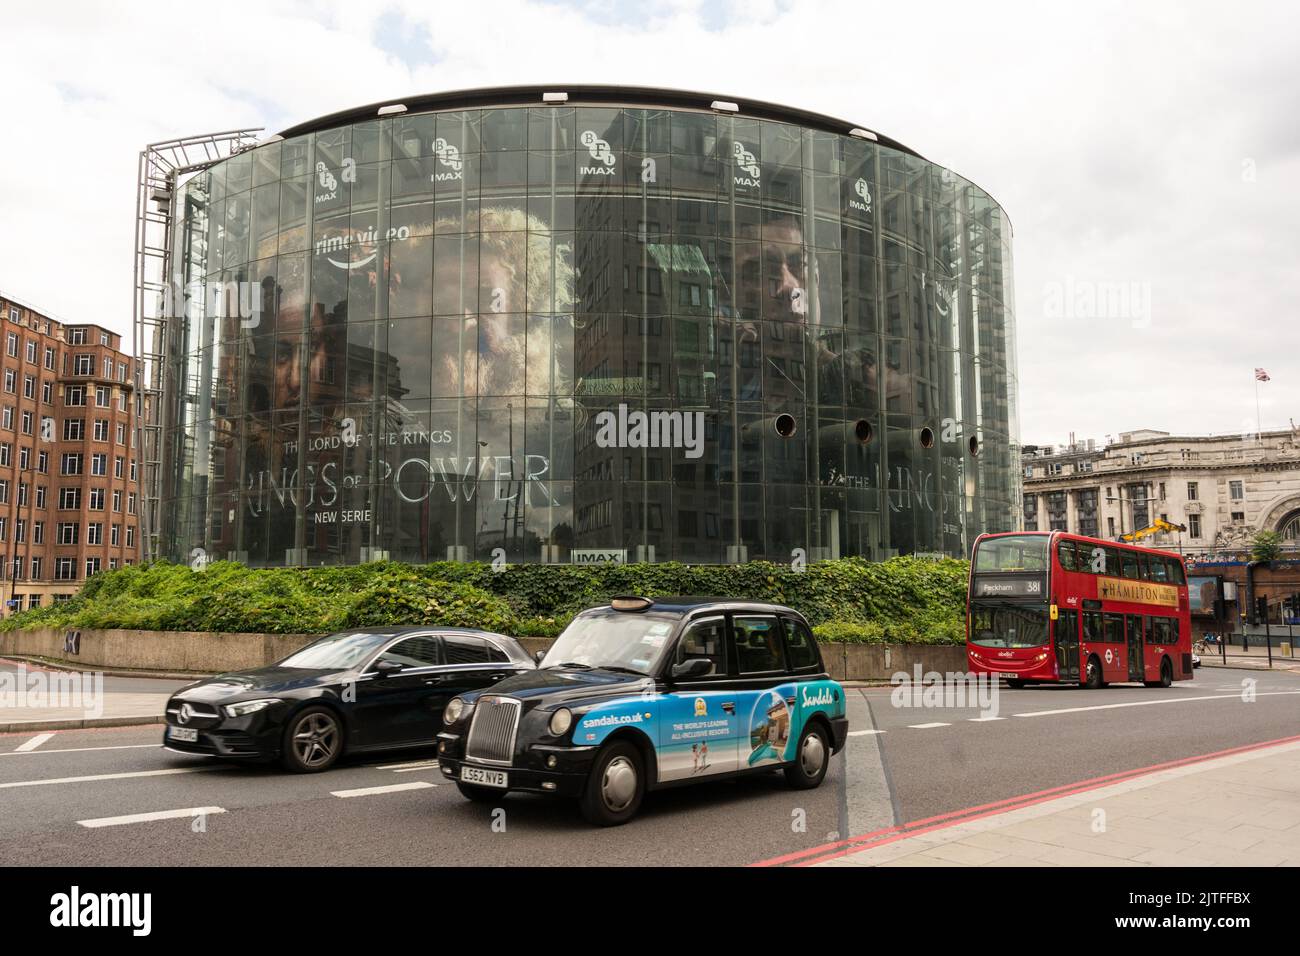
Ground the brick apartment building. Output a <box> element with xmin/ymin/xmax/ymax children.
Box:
<box><xmin>0</xmin><ymin>293</ymin><xmax>141</xmax><ymax>612</ymax></box>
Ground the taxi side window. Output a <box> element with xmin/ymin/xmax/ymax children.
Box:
<box><xmin>675</xmin><ymin>617</ymin><xmax>727</xmax><ymax>677</ymax></box>
<box><xmin>782</xmin><ymin>618</ymin><xmax>819</xmax><ymax>671</ymax></box>
<box><xmin>733</xmin><ymin>615</ymin><xmax>785</xmax><ymax>674</ymax></box>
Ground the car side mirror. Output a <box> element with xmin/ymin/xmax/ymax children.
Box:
<box><xmin>671</xmin><ymin>658</ymin><xmax>713</xmax><ymax>680</ymax></box>
<box><xmin>373</xmin><ymin>659</ymin><xmax>405</xmax><ymax>678</ymax></box>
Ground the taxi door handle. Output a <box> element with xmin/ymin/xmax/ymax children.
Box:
<box><xmin>721</xmin><ymin>702</ymin><xmax>735</xmax><ymax>714</ymax></box>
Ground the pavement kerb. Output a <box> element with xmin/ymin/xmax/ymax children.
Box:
<box><xmin>0</xmin><ymin>655</ymin><xmax>213</xmax><ymax>682</ymax></box>
<box><xmin>0</xmin><ymin>714</ymin><xmax>164</xmax><ymax>734</ymax></box>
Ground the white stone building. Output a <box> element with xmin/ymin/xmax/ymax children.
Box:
<box><xmin>1021</xmin><ymin>427</ymin><xmax>1300</xmax><ymax>557</ymax></box>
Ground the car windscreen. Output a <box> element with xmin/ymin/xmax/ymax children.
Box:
<box><xmin>540</xmin><ymin>609</ymin><xmax>681</xmax><ymax>675</ymax></box>
<box><xmin>279</xmin><ymin>631</ymin><xmax>396</xmax><ymax>669</ymax></box>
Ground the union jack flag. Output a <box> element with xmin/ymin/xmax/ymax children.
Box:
<box><xmin>1255</xmin><ymin>368</ymin><xmax>1271</xmax><ymax>382</ymax></box>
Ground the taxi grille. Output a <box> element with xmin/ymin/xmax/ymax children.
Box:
<box><xmin>465</xmin><ymin>696</ymin><xmax>520</xmax><ymax>765</ymax></box>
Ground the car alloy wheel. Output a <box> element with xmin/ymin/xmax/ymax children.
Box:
<box><xmin>284</xmin><ymin>709</ymin><xmax>341</xmax><ymax>772</ymax></box>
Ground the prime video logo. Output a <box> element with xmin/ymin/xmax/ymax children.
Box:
<box><xmin>49</xmin><ymin>886</ymin><xmax>151</xmax><ymax>937</ymax></box>
<box><xmin>593</xmin><ymin>403</ymin><xmax>704</xmax><ymax>459</ymax></box>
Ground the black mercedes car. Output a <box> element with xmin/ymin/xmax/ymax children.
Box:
<box><xmin>437</xmin><ymin>597</ymin><xmax>848</xmax><ymax>826</ymax></box>
<box><xmin>162</xmin><ymin>627</ymin><xmax>534</xmax><ymax>772</ymax></box>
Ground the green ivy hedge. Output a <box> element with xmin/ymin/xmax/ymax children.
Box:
<box><xmin>0</xmin><ymin>556</ymin><xmax>969</xmax><ymax>644</ymax></box>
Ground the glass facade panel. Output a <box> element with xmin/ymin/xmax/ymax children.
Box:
<box><xmin>160</xmin><ymin>97</ymin><xmax>1019</xmax><ymax>566</ymax></box>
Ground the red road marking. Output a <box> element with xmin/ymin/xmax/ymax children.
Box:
<box><xmin>751</xmin><ymin>733</ymin><xmax>1300</xmax><ymax>867</ymax></box>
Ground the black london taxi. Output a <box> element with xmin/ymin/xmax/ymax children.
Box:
<box><xmin>436</xmin><ymin>597</ymin><xmax>849</xmax><ymax>826</ymax></box>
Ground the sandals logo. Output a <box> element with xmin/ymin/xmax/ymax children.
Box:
<box><xmin>732</xmin><ymin>141</ymin><xmax>760</xmax><ymax>188</ymax></box>
<box><xmin>850</xmin><ymin>177</ymin><xmax>872</xmax><ymax>213</ymax></box>
<box><xmin>432</xmin><ymin>137</ymin><xmax>463</xmax><ymax>181</ymax></box>
<box><xmin>580</xmin><ymin>130</ymin><xmax>616</xmax><ymax>176</ymax></box>
<box><xmin>593</xmin><ymin>403</ymin><xmax>705</xmax><ymax>459</ymax></box>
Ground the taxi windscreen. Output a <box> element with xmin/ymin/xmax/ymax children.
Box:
<box><xmin>540</xmin><ymin>609</ymin><xmax>682</xmax><ymax>675</ymax></box>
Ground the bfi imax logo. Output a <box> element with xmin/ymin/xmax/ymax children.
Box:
<box><xmin>733</xmin><ymin>141</ymin><xmax>760</xmax><ymax>188</ymax></box>
<box><xmin>580</xmin><ymin>130</ymin><xmax>617</xmax><ymax>176</ymax></box>
<box><xmin>593</xmin><ymin>403</ymin><xmax>704</xmax><ymax>459</ymax></box>
<box><xmin>850</xmin><ymin>177</ymin><xmax>872</xmax><ymax>214</ymax></box>
<box><xmin>431</xmin><ymin>137</ymin><xmax>463</xmax><ymax>182</ymax></box>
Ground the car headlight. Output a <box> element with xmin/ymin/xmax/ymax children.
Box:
<box><xmin>224</xmin><ymin>698</ymin><xmax>279</xmax><ymax>718</ymax></box>
<box><xmin>445</xmin><ymin>697</ymin><xmax>465</xmax><ymax>725</ymax></box>
<box><xmin>549</xmin><ymin>708</ymin><xmax>573</xmax><ymax>737</ymax></box>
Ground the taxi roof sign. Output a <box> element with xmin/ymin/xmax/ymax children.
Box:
<box><xmin>610</xmin><ymin>596</ymin><xmax>654</xmax><ymax>612</ymax></box>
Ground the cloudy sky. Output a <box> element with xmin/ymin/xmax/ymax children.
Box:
<box><xmin>1</xmin><ymin>0</ymin><xmax>1296</xmax><ymax>446</ymax></box>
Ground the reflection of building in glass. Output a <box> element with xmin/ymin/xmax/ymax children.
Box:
<box><xmin>155</xmin><ymin>87</ymin><xmax>1020</xmax><ymax>567</ymax></box>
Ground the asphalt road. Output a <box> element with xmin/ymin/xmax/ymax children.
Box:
<box><xmin>0</xmin><ymin>669</ymin><xmax>1295</xmax><ymax>866</ymax></box>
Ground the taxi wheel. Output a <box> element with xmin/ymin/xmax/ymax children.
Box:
<box><xmin>784</xmin><ymin>723</ymin><xmax>830</xmax><ymax>790</ymax></box>
<box><xmin>457</xmin><ymin>782</ymin><xmax>506</xmax><ymax>804</ymax></box>
<box><xmin>279</xmin><ymin>706</ymin><xmax>342</xmax><ymax>773</ymax></box>
<box><xmin>580</xmin><ymin>741</ymin><xmax>644</xmax><ymax>827</ymax></box>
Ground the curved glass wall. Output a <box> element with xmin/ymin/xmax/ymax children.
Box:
<box><xmin>161</xmin><ymin>101</ymin><xmax>1020</xmax><ymax>566</ymax></box>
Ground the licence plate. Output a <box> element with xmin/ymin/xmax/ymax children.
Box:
<box><xmin>168</xmin><ymin>727</ymin><xmax>199</xmax><ymax>743</ymax></box>
<box><xmin>461</xmin><ymin>766</ymin><xmax>508</xmax><ymax>788</ymax></box>
<box><xmin>997</xmin><ymin>672</ymin><xmax>1018</xmax><ymax>679</ymax></box>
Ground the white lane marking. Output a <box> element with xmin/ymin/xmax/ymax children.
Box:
<box><xmin>0</xmin><ymin>744</ymin><xmax>161</xmax><ymax>758</ymax></box>
<box><xmin>393</xmin><ymin>765</ymin><xmax>442</xmax><ymax>773</ymax></box>
<box><xmin>375</xmin><ymin>759</ymin><xmax>440</xmax><ymax>770</ymax></box>
<box><xmin>0</xmin><ymin>767</ymin><xmax>215</xmax><ymax>790</ymax></box>
<box><xmin>379</xmin><ymin>759</ymin><xmax>440</xmax><ymax>772</ymax></box>
<box><xmin>968</xmin><ymin>716</ymin><xmax>1006</xmax><ymax>722</ymax></box>
<box><xmin>907</xmin><ymin>722</ymin><xmax>951</xmax><ymax>729</ymax></box>
<box><xmin>14</xmin><ymin>733</ymin><xmax>55</xmax><ymax>752</ymax></box>
<box><xmin>78</xmin><ymin>806</ymin><xmax>225</xmax><ymax>829</ymax></box>
<box><xmin>847</xmin><ymin>729</ymin><xmax>886</xmax><ymax>737</ymax></box>
<box><xmin>1013</xmin><ymin>690</ymin><xmax>1300</xmax><ymax>719</ymax></box>
<box><xmin>331</xmin><ymin>781</ymin><xmax>438</xmax><ymax>798</ymax></box>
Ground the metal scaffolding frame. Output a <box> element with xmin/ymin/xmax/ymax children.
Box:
<box><xmin>132</xmin><ymin>128</ymin><xmax>263</xmax><ymax>562</ymax></box>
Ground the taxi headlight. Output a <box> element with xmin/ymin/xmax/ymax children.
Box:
<box><xmin>445</xmin><ymin>697</ymin><xmax>465</xmax><ymax>725</ymax></box>
<box><xmin>549</xmin><ymin>708</ymin><xmax>573</xmax><ymax>737</ymax></box>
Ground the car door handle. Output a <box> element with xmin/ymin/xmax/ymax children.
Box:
<box><xmin>423</xmin><ymin>676</ymin><xmax>447</xmax><ymax>685</ymax></box>
<box><xmin>721</xmin><ymin>702</ymin><xmax>735</xmax><ymax>714</ymax></box>
<box><xmin>489</xmin><ymin>674</ymin><xmax>507</xmax><ymax>682</ymax></box>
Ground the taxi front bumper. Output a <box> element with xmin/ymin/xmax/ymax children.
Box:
<box><xmin>436</xmin><ymin>732</ymin><xmax>598</xmax><ymax>797</ymax></box>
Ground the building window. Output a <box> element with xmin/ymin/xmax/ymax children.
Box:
<box><xmin>89</xmin><ymin>488</ymin><xmax>104</xmax><ymax>510</ymax></box>
<box><xmin>41</xmin><ymin>380</ymin><xmax>52</xmax><ymax>403</ymax></box>
<box><xmin>1188</xmin><ymin>513</ymin><xmax>1202</xmax><ymax>539</ymax></box>
<box><xmin>116</xmin><ymin>423</ymin><xmax>125</xmax><ymax>444</ymax></box>
<box><xmin>43</xmin><ymin>347</ymin><xmax>55</xmax><ymax>370</ymax></box>
<box><xmin>30</xmin><ymin>557</ymin><xmax>42</xmax><ymax>580</ymax></box>
<box><xmin>3</xmin><ymin>369</ymin><xmax>14</xmax><ymax>393</ymax></box>
<box><xmin>1187</xmin><ymin>481</ymin><xmax>1198</xmax><ymax>501</ymax></box>
<box><xmin>65</xmin><ymin>385</ymin><xmax>86</xmax><ymax>406</ymax></box>
<box><xmin>63</xmin><ymin>418</ymin><xmax>84</xmax><ymax>441</ymax></box>
<box><xmin>1229</xmin><ymin>480</ymin><xmax>1244</xmax><ymax>501</ymax></box>
<box><xmin>87</xmin><ymin>523</ymin><xmax>103</xmax><ymax>546</ymax></box>
<box><xmin>1231</xmin><ymin>511</ymin><xmax>1245</xmax><ymax>523</ymax></box>
<box><xmin>1</xmin><ymin>406</ymin><xmax>11</xmax><ymax>430</ymax></box>
<box><xmin>57</xmin><ymin>522</ymin><xmax>78</xmax><ymax>545</ymax></box>
<box><xmin>126</xmin><ymin>526</ymin><xmax>135</xmax><ymax>547</ymax></box>
<box><xmin>86</xmin><ymin>557</ymin><xmax>102</xmax><ymax>578</ymax></box>
<box><xmin>25</xmin><ymin>340</ymin><xmax>35</xmax><ymax>363</ymax></box>
<box><xmin>1047</xmin><ymin>492</ymin><xmax>1068</xmax><ymax>531</ymax></box>
<box><xmin>93</xmin><ymin>419</ymin><xmax>109</xmax><ymax>442</ymax></box>
<box><xmin>1022</xmin><ymin>494</ymin><xmax>1037</xmax><ymax>531</ymax></box>
<box><xmin>55</xmin><ymin>557</ymin><xmax>76</xmax><ymax>580</ymax></box>
<box><xmin>69</xmin><ymin>328</ymin><xmax>86</xmax><ymax>345</ymax></box>
<box><xmin>5</xmin><ymin>332</ymin><xmax>16</xmax><ymax>357</ymax></box>
<box><xmin>112</xmin><ymin>490</ymin><xmax>121</xmax><ymax>512</ymax></box>
<box><xmin>95</xmin><ymin>386</ymin><xmax>109</xmax><ymax>408</ymax></box>
<box><xmin>1076</xmin><ymin>488</ymin><xmax>1099</xmax><ymax>538</ymax></box>
<box><xmin>91</xmin><ymin>453</ymin><xmax>107</xmax><ymax>476</ymax></box>
<box><xmin>111</xmin><ymin>523</ymin><xmax>121</xmax><ymax>547</ymax></box>
<box><xmin>23</xmin><ymin>375</ymin><xmax>33</xmax><ymax>399</ymax></box>
<box><xmin>33</xmin><ymin>521</ymin><xmax>43</xmax><ymax>544</ymax></box>
<box><xmin>114</xmin><ymin>456</ymin><xmax>124</xmax><ymax>479</ymax></box>
<box><xmin>0</xmin><ymin>443</ymin><xmax>9</xmax><ymax>467</ymax></box>
<box><xmin>61</xmin><ymin>453</ymin><xmax>82</xmax><ymax>475</ymax></box>
<box><xmin>74</xmin><ymin>354</ymin><xmax>93</xmax><ymax>376</ymax></box>
<box><xmin>20</xmin><ymin>411</ymin><xmax>31</xmax><ymax>435</ymax></box>
<box><xmin>35</xmin><ymin>487</ymin><xmax>45</xmax><ymax>509</ymax></box>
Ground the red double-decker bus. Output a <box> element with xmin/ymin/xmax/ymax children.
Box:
<box><xmin>966</xmin><ymin>531</ymin><xmax>1193</xmax><ymax>688</ymax></box>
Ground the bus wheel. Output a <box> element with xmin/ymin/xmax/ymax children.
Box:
<box><xmin>1084</xmin><ymin>656</ymin><xmax>1104</xmax><ymax>690</ymax></box>
<box><xmin>1145</xmin><ymin>660</ymin><xmax>1173</xmax><ymax>689</ymax></box>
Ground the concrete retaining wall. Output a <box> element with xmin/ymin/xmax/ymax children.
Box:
<box><xmin>0</xmin><ymin>627</ymin><xmax>966</xmax><ymax>681</ymax></box>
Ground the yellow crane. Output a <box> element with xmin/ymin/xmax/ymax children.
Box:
<box><xmin>1120</xmin><ymin>517</ymin><xmax>1187</xmax><ymax>542</ymax></box>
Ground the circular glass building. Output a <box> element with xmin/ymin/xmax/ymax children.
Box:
<box><xmin>159</xmin><ymin>86</ymin><xmax>1020</xmax><ymax>567</ymax></box>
